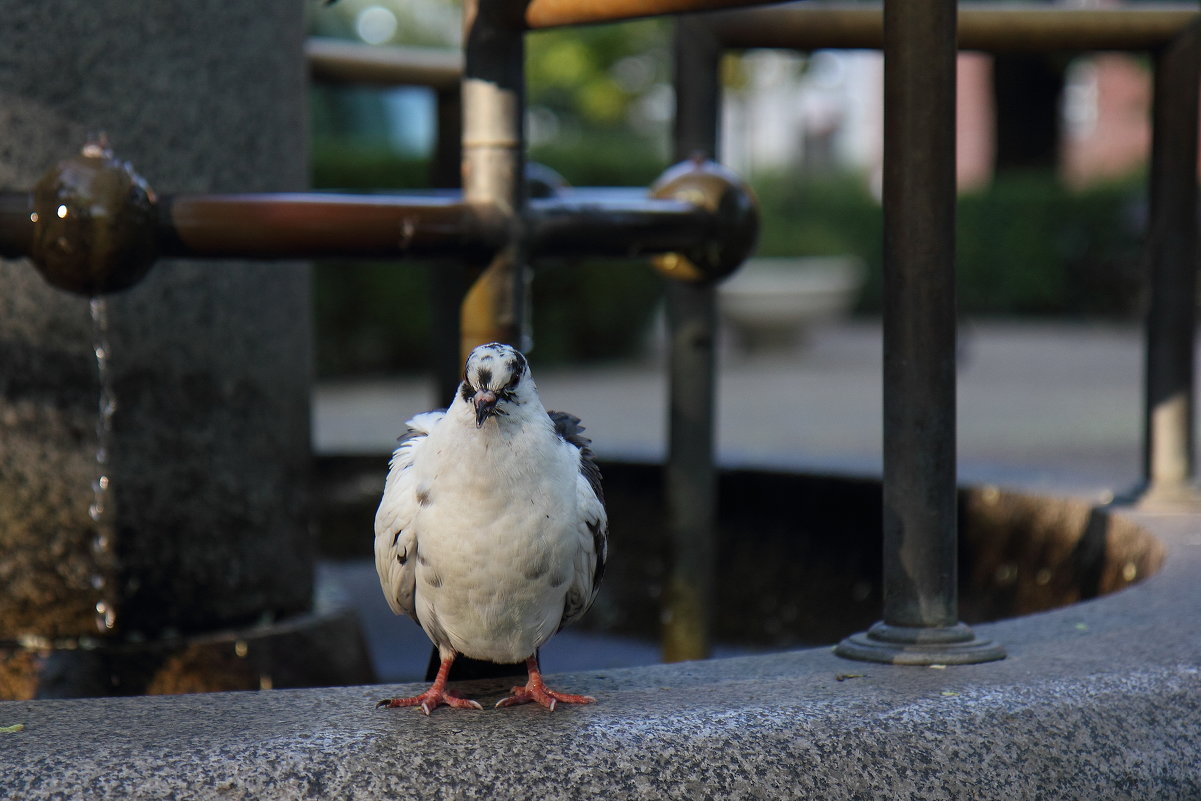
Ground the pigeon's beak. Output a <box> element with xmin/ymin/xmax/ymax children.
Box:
<box><xmin>474</xmin><ymin>390</ymin><xmax>499</xmax><ymax>428</ymax></box>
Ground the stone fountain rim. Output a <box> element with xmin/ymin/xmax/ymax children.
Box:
<box><xmin>2</xmin><ymin>473</ymin><xmax>1199</xmax><ymax>799</ymax></box>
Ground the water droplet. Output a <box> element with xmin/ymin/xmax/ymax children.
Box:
<box><xmin>88</xmin><ymin>297</ymin><xmax>120</xmax><ymax>637</ymax></box>
<box><xmin>56</xmin><ymin>204</ymin><xmax>69</xmax><ymax>219</ymax></box>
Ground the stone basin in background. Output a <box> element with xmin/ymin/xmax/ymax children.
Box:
<box><xmin>718</xmin><ymin>256</ymin><xmax>866</xmax><ymax>351</ymax></box>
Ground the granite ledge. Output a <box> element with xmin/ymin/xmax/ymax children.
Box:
<box><xmin>1</xmin><ymin>507</ymin><xmax>1199</xmax><ymax>800</ymax></box>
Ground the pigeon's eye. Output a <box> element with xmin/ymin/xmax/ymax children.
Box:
<box><xmin>505</xmin><ymin>371</ymin><xmax>521</xmax><ymax>390</ymax></box>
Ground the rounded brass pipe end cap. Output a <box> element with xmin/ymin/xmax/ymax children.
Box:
<box><xmin>649</xmin><ymin>155</ymin><xmax>758</xmax><ymax>285</ymax></box>
<box><xmin>30</xmin><ymin>137</ymin><xmax>159</xmax><ymax>296</ymax></box>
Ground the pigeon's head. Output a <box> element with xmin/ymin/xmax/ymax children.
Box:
<box><xmin>461</xmin><ymin>343</ymin><xmax>533</xmax><ymax>428</ymax></box>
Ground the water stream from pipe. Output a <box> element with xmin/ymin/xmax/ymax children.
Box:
<box><xmin>88</xmin><ymin>296</ymin><xmax>119</xmax><ymax>633</ymax></box>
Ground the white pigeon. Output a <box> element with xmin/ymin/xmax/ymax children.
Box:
<box><xmin>374</xmin><ymin>342</ymin><xmax>608</xmax><ymax>714</ymax></box>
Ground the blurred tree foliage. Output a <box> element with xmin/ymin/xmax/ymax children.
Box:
<box><xmin>753</xmin><ymin>168</ymin><xmax>1146</xmax><ymax>319</ymax></box>
<box><xmin>526</xmin><ymin>20</ymin><xmax>672</xmax><ymax>182</ymax></box>
<box><xmin>309</xmin><ymin>7</ymin><xmax>1149</xmax><ymax>378</ymax></box>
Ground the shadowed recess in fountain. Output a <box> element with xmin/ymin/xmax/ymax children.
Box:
<box><xmin>316</xmin><ymin>459</ymin><xmax>1165</xmax><ymax>660</ymax></box>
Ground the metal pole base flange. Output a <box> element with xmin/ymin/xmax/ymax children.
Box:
<box><xmin>1116</xmin><ymin>480</ymin><xmax>1201</xmax><ymax>514</ymax></box>
<box><xmin>835</xmin><ymin>621</ymin><xmax>1006</xmax><ymax>666</ymax></box>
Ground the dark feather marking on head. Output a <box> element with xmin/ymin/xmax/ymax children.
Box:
<box><xmin>476</xmin><ymin>367</ymin><xmax>492</xmax><ymax>389</ymax></box>
<box><xmin>459</xmin><ymin>382</ymin><xmax>473</xmax><ymax>404</ymax></box>
<box><xmin>548</xmin><ymin>410</ymin><xmax>604</xmax><ymax>506</ymax></box>
<box><xmin>506</xmin><ymin>351</ymin><xmax>527</xmax><ymax>380</ymax></box>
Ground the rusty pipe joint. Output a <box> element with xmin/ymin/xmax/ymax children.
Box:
<box><xmin>28</xmin><ymin>139</ymin><xmax>159</xmax><ymax>295</ymax></box>
<box><xmin>649</xmin><ymin>156</ymin><xmax>758</xmax><ymax>284</ymax></box>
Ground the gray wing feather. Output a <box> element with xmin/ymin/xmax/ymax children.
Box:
<box><xmin>549</xmin><ymin>410</ymin><xmax>608</xmax><ymax>629</ymax></box>
<box><xmin>373</xmin><ymin>411</ymin><xmax>443</xmax><ymax>619</ymax></box>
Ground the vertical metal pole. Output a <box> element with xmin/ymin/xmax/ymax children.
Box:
<box><xmin>881</xmin><ymin>0</ymin><xmax>959</xmax><ymax>631</ymax></box>
<box><xmin>1138</xmin><ymin>20</ymin><xmax>1201</xmax><ymax>510</ymax></box>
<box><xmin>459</xmin><ymin>0</ymin><xmax>526</xmax><ymax>361</ymax></box>
<box><xmin>661</xmin><ymin>18</ymin><xmax>721</xmax><ymax>663</ymax></box>
<box><xmin>836</xmin><ymin>0</ymin><xmax>1003</xmax><ymax>665</ymax></box>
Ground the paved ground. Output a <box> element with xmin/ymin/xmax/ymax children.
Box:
<box><xmin>314</xmin><ymin>319</ymin><xmax>1178</xmax><ymax>682</ymax></box>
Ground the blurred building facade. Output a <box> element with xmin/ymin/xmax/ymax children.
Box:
<box><xmin>721</xmin><ymin>47</ymin><xmax>1167</xmax><ymax>192</ymax></box>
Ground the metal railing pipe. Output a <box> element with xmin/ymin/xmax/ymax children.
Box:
<box><xmin>159</xmin><ymin>194</ymin><xmax>498</xmax><ymax>260</ymax></box>
<box><xmin>527</xmin><ymin>194</ymin><xmax>716</xmax><ymax>259</ymax></box>
<box><xmin>836</xmin><ymin>0</ymin><xmax>1003</xmax><ymax>666</ymax></box>
<box><xmin>1139</xmin><ymin>19</ymin><xmax>1201</xmax><ymax>509</ymax></box>
<box><xmin>708</xmin><ymin>2</ymin><xmax>1198</xmax><ymax>53</ymax></box>
<box><xmin>2</xmin><ymin>181</ymin><xmax>752</xmax><ymax>289</ymax></box>
<box><xmin>525</xmin><ymin>0</ymin><xmax>792</xmax><ymax>30</ymax></box>
<box><xmin>306</xmin><ymin>38</ymin><xmax>462</xmax><ymax>90</ymax></box>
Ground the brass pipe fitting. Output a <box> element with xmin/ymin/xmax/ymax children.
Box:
<box><xmin>29</xmin><ymin>139</ymin><xmax>158</xmax><ymax>296</ymax></box>
<box><xmin>649</xmin><ymin>156</ymin><xmax>758</xmax><ymax>285</ymax></box>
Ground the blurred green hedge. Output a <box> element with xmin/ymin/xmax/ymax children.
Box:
<box><xmin>311</xmin><ymin>141</ymin><xmax>1147</xmax><ymax>377</ymax></box>
<box><xmin>752</xmin><ymin>168</ymin><xmax>1145</xmax><ymax>318</ymax></box>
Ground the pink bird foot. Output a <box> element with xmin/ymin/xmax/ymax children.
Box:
<box><xmin>376</xmin><ymin>656</ymin><xmax>483</xmax><ymax>715</ymax></box>
<box><xmin>495</xmin><ymin>656</ymin><xmax>597</xmax><ymax>712</ymax></box>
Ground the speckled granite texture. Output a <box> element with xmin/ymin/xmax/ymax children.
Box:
<box><xmin>1</xmin><ymin>507</ymin><xmax>1199</xmax><ymax>799</ymax></box>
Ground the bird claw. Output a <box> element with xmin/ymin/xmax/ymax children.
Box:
<box><xmin>377</xmin><ymin>690</ymin><xmax>483</xmax><ymax>715</ymax></box>
<box><xmin>495</xmin><ymin>684</ymin><xmax>596</xmax><ymax>712</ymax></box>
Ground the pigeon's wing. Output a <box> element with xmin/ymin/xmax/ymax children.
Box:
<box><xmin>548</xmin><ymin>411</ymin><xmax>608</xmax><ymax>630</ymax></box>
<box><xmin>374</xmin><ymin>410</ymin><xmax>443</xmax><ymax>619</ymax></box>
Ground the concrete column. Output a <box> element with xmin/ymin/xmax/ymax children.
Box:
<box><xmin>0</xmin><ymin>1</ymin><xmax>369</xmax><ymax>696</ymax></box>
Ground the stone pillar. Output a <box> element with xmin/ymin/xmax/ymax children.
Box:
<box><xmin>0</xmin><ymin>1</ymin><xmax>371</xmax><ymax>696</ymax></box>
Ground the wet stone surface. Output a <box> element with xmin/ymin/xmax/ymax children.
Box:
<box><xmin>0</xmin><ymin>2</ymin><xmax>313</xmax><ymax>641</ymax></box>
